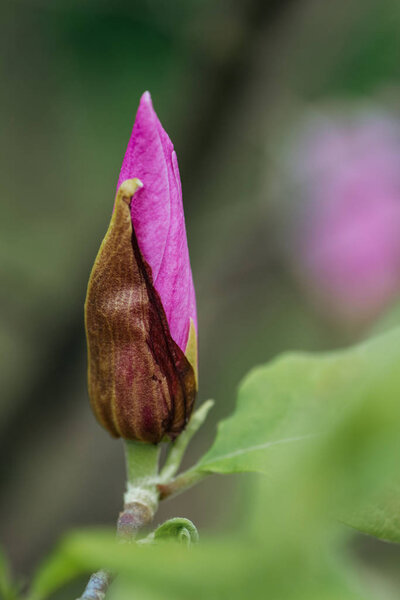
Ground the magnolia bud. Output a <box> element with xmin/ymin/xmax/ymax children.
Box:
<box><xmin>85</xmin><ymin>93</ymin><xmax>197</xmax><ymax>443</ymax></box>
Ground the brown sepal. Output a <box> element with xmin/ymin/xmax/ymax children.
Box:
<box><xmin>84</xmin><ymin>179</ymin><xmax>196</xmax><ymax>443</ymax></box>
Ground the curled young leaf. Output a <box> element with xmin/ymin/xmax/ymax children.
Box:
<box><xmin>153</xmin><ymin>518</ymin><xmax>199</xmax><ymax>545</ymax></box>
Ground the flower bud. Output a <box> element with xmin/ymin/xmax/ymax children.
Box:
<box><xmin>85</xmin><ymin>93</ymin><xmax>197</xmax><ymax>443</ymax></box>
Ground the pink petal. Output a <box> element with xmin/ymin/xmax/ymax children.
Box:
<box><xmin>117</xmin><ymin>92</ymin><xmax>197</xmax><ymax>352</ymax></box>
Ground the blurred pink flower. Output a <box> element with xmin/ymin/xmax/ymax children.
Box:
<box><xmin>294</xmin><ymin>110</ymin><xmax>400</xmax><ymax>323</ymax></box>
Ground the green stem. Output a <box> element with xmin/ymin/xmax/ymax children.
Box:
<box><xmin>158</xmin><ymin>469</ymin><xmax>211</xmax><ymax>500</ymax></box>
<box><xmin>124</xmin><ymin>440</ymin><xmax>160</xmax><ymax>486</ymax></box>
<box><xmin>118</xmin><ymin>441</ymin><xmax>161</xmax><ymax>541</ymax></box>
<box><xmin>159</xmin><ymin>400</ymin><xmax>214</xmax><ymax>483</ymax></box>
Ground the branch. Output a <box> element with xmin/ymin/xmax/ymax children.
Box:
<box><xmin>159</xmin><ymin>400</ymin><xmax>214</xmax><ymax>483</ymax></box>
<box><xmin>76</xmin><ymin>570</ymin><xmax>112</xmax><ymax>600</ymax></box>
<box><xmin>158</xmin><ymin>469</ymin><xmax>210</xmax><ymax>501</ymax></box>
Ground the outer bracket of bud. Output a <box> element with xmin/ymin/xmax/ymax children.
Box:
<box><xmin>85</xmin><ymin>177</ymin><xmax>196</xmax><ymax>443</ymax></box>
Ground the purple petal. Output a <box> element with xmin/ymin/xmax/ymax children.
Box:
<box><xmin>117</xmin><ymin>92</ymin><xmax>197</xmax><ymax>352</ymax></box>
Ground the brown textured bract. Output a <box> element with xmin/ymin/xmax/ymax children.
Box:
<box><xmin>84</xmin><ymin>179</ymin><xmax>196</xmax><ymax>443</ymax></box>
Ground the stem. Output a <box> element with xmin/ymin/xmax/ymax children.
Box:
<box><xmin>124</xmin><ymin>440</ymin><xmax>160</xmax><ymax>485</ymax></box>
<box><xmin>76</xmin><ymin>570</ymin><xmax>111</xmax><ymax>600</ymax></box>
<box><xmin>159</xmin><ymin>400</ymin><xmax>214</xmax><ymax>483</ymax></box>
<box><xmin>117</xmin><ymin>441</ymin><xmax>161</xmax><ymax>541</ymax></box>
<box><xmin>77</xmin><ymin>443</ymin><xmax>161</xmax><ymax>599</ymax></box>
<box><xmin>158</xmin><ymin>469</ymin><xmax>210</xmax><ymax>500</ymax></box>
<box><xmin>76</xmin><ymin>410</ymin><xmax>209</xmax><ymax>599</ymax></box>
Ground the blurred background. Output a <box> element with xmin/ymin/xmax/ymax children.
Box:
<box><xmin>2</xmin><ymin>0</ymin><xmax>400</xmax><ymax>590</ymax></box>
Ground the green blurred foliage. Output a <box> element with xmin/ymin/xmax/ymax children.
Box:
<box><xmin>198</xmin><ymin>327</ymin><xmax>400</xmax><ymax>486</ymax></box>
<box><xmin>27</xmin><ymin>326</ymin><xmax>400</xmax><ymax>599</ymax></box>
<box><xmin>0</xmin><ymin>546</ymin><xmax>19</xmax><ymax>600</ymax></box>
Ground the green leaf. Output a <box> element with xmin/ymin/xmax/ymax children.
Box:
<box><xmin>197</xmin><ymin>327</ymin><xmax>400</xmax><ymax>473</ymax></box>
<box><xmin>29</xmin><ymin>542</ymin><xmax>82</xmax><ymax>600</ymax></box>
<box><xmin>41</xmin><ymin>529</ymin><xmax>368</xmax><ymax>600</ymax></box>
<box><xmin>338</xmin><ymin>483</ymin><xmax>400</xmax><ymax>544</ymax></box>
<box><xmin>153</xmin><ymin>518</ymin><xmax>199</xmax><ymax>545</ymax></box>
<box><xmin>193</xmin><ymin>327</ymin><xmax>400</xmax><ymax>542</ymax></box>
<box><xmin>0</xmin><ymin>546</ymin><xmax>18</xmax><ymax>600</ymax></box>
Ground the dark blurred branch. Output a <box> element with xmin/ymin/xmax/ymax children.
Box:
<box><xmin>180</xmin><ymin>0</ymin><xmax>297</xmax><ymax>181</ymax></box>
